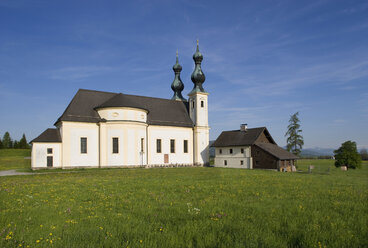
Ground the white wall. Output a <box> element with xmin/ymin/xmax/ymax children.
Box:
<box><xmin>188</xmin><ymin>92</ymin><xmax>208</xmax><ymax>128</ymax></box>
<box><xmin>97</xmin><ymin>107</ymin><xmax>147</xmax><ymax>123</ymax></box>
<box><xmin>61</xmin><ymin>122</ymin><xmax>99</xmax><ymax>167</ymax></box>
<box><xmin>101</xmin><ymin>122</ymin><xmax>147</xmax><ymax>167</ymax></box>
<box><xmin>214</xmin><ymin>146</ymin><xmax>253</xmax><ymax>169</ymax></box>
<box><xmin>31</xmin><ymin>143</ymin><xmax>62</xmax><ymax>169</ymax></box>
<box><xmin>148</xmin><ymin>126</ymin><xmax>193</xmax><ymax>165</ymax></box>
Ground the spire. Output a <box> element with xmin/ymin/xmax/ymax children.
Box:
<box><xmin>171</xmin><ymin>50</ymin><xmax>186</xmax><ymax>101</ymax></box>
<box><xmin>189</xmin><ymin>40</ymin><xmax>206</xmax><ymax>94</ymax></box>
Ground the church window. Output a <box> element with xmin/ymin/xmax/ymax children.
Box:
<box><xmin>112</xmin><ymin>137</ymin><xmax>119</xmax><ymax>154</ymax></box>
<box><xmin>201</xmin><ymin>101</ymin><xmax>204</xmax><ymax>107</ymax></box>
<box><xmin>184</xmin><ymin>140</ymin><xmax>188</xmax><ymax>153</ymax></box>
<box><xmin>141</xmin><ymin>138</ymin><xmax>144</xmax><ymax>152</ymax></box>
<box><xmin>80</xmin><ymin>137</ymin><xmax>87</xmax><ymax>154</ymax></box>
<box><xmin>47</xmin><ymin>148</ymin><xmax>53</xmax><ymax>154</ymax></box>
<box><xmin>224</xmin><ymin>160</ymin><xmax>227</xmax><ymax>166</ymax></box>
<box><xmin>192</xmin><ymin>101</ymin><xmax>195</xmax><ymax>109</ymax></box>
<box><xmin>219</xmin><ymin>149</ymin><xmax>222</xmax><ymax>154</ymax></box>
<box><xmin>229</xmin><ymin>148</ymin><xmax>233</xmax><ymax>154</ymax></box>
<box><xmin>156</xmin><ymin>139</ymin><xmax>161</xmax><ymax>153</ymax></box>
<box><xmin>170</xmin><ymin>139</ymin><xmax>175</xmax><ymax>153</ymax></box>
<box><xmin>240</xmin><ymin>160</ymin><xmax>244</xmax><ymax>165</ymax></box>
<box><xmin>241</xmin><ymin>148</ymin><xmax>244</xmax><ymax>154</ymax></box>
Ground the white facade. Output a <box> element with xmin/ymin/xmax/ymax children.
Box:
<box><xmin>188</xmin><ymin>92</ymin><xmax>210</xmax><ymax>165</ymax></box>
<box><xmin>31</xmin><ymin>143</ymin><xmax>62</xmax><ymax>168</ymax></box>
<box><xmin>214</xmin><ymin>146</ymin><xmax>253</xmax><ymax>169</ymax></box>
<box><xmin>31</xmin><ymin>104</ymin><xmax>208</xmax><ymax>169</ymax></box>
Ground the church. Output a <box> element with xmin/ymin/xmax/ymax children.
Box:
<box><xmin>31</xmin><ymin>42</ymin><xmax>210</xmax><ymax>169</ymax></box>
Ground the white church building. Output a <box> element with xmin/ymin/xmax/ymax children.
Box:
<box><xmin>31</xmin><ymin>43</ymin><xmax>210</xmax><ymax>169</ymax></box>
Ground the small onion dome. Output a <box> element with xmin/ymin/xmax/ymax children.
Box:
<box><xmin>193</xmin><ymin>40</ymin><xmax>203</xmax><ymax>63</ymax></box>
<box><xmin>171</xmin><ymin>51</ymin><xmax>186</xmax><ymax>101</ymax></box>
<box><xmin>189</xmin><ymin>40</ymin><xmax>206</xmax><ymax>94</ymax></box>
<box><xmin>173</xmin><ymin>52</ymin><xmax>182</xmax><ymax>72</ymax></box>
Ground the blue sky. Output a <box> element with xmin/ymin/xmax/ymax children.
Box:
<box><xmin>0</xmin><ymin>0</ymin><xmax>367</xmax><ymax>149</ymax></box>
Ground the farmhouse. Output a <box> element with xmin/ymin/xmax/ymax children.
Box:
<box><xmin>31</xmin><ymin>43</ymin><xmax>210</xmax><ymax>169</ymax></box>
<box><xmin>211</xmin><ymin>124</ymin><xmax>298</xmax><ymax>171</ymax></box>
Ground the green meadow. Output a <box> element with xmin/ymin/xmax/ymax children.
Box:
<box><xmin>0</xmin><ymin>151</ymin><xmax>367</xmax><ymax>247</ymax></box>
<box><xmin>0</xmin><ymin>149</ymin><xmax>31</xmax><ymax>171</ymax></box>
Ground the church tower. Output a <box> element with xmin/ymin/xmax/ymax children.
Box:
<box><xmin>188</xmin><ymin>41</ymin><xmax>210</xmax><ymax>166</ymax></box>
<box><xmin>171</xmin><ymin>50</ymin><xmax>186</xmax><ymax>101</ymax></box>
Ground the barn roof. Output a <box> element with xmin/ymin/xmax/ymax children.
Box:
<box><xmin>55</xmin><ymin>89</ymin><xmax>193</xmax><ymax>127</ymax></box>
<box><xmin>255</xmin><ymin>143</ymin><xmax>299</xmax><ymax>160</ymax></box>
<box><xmin>211</xmin><ymin>127</ymin><xmax>274</xmax><ymax>147</ymax></box>
<box><xmin>31</xmin><ymin>128</ymin><xmax>61</xmax><ymax>143</ymax></box>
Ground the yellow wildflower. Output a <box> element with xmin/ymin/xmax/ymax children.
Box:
<box><xmin>36</xmin><ymin>240</ymin><xmax>40</xmax><ymax>243</ymax></box>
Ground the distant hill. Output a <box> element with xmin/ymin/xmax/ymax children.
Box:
<box><xmin>300</xmin><ymin>147</ymin><xmax>335</xmax><ymax>157</ymax></box>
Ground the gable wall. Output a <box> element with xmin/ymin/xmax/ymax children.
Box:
<box><xmin>255</xmin><ymin>131</ymin><xmax>273</xmax><ymax>143</ymax></box>
<box><xmin>251</xmin><ymin>145</ymin><xmax>278</xmax><ymax>169</ymax></box>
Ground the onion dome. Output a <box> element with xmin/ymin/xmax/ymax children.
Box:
<box><xmin>189</xmin><ymin>40</ymin><xmax>206</xmax><ymax>94</ymax></box>
<box><xmin>171</xmin><ymin>50</ymin><xmax>186</xmax><ymax>101</ymax></box>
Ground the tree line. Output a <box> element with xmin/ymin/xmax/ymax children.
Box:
<box><xmin>0</xmin><ymin>132</ymin><xmax>30</xmax><ymax>149</ymax></box>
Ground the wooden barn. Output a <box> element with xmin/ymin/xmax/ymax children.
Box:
<box><xmin>211</xmin><ymin>124</ymin><xmax>298</xmax><ymax>171</ymax></box>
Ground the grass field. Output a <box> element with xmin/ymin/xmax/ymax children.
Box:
<box><xmin>0</xmin><ymin>149</ymin><xmax>31</xmax><ymax>171</ymax></box>
<box><xmin>0</xmin><ymin>151</ymin><xmax>367</xmax><ymax>247</ymax></box>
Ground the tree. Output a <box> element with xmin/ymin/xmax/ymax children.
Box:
<box><xmin>334</xmin><ymin>141</ymin><xmax>362</xmax><ymax>169</ymax></box>
<box><xmin>360</xmin><ymin>148</ymin><xmax>368</xmax><ymax>161</ymax></box>
<box><xmin>0</xmin><ymin>137</ymin><xmax>3</xmax><ymax>149</ymax></box>
<box><xmin>19</xmin><ymin>134</ymin><xmax>30</xmax><ymax>149</ymax></box>
<box><xmin>2</xmin><ymin>132</ymin><xmax>13</xmax><ymax>149</ymax></box>
<box><xmin>285</xmin><ymin>112</ymin><xmax>304</xmax><ymax>156</ymax></box>
<box><xmin>13</xmin><ymin>140</ymin><xmax>19</xmax><ymax>149</ymax></box>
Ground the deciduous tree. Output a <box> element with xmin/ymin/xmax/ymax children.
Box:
<box><xmin>334</xmin><ymin>141</ymin><xmax>362</xmax><ymax>169</ymax></box>
<box><xmin>285</xmin><ymin>112</ymin><xmax>304</xmax><ymax>156</ymax></box>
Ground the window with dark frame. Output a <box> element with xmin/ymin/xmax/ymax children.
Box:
<box><xmin>219</xmin><ymin>149</ymin><xmax>222</xmax><ymax>154</ymax></box>
<box><xmin>156</xmin><ymin>139</ymin><xmax>162</xmax><ymax>153</ymax></box>
<box><xmin>230</xmin><ymin>148</ymin><xmax>233</xmax><ymax>154</ymax></box>
<box><xmin>201</xmin><ymin>101</ymin><xmax>204</xmax><ymax>107</ymax></box>
<box><xmin>192</xmin><ymin>101</ymin><xmax>195</xmax><ymax>109</ymax></box>
<box><xmin>240</xmin><ymin>160</ymin><xmax>244</xmax><ymax>165</ymax></box>
<box><xmin>224</xmin><ymin>160</ymin><xmax>227</xmax><ymax>166</ymax></box>
<box><xmin>184</xmin><ymin>140</ymin><xmax>188</xmax><ymax>153</ymax></box>
<box><xmin>241</xmin><ymin>148</ymin><xmax>244</xmax><ymax>154</ymax></box>
<box><xmin>141</xmin><ymin>138</ymin><xmax>144</xmax><ymax>152</ymax></box>
<box><xmin>170</xmin><ymin>139</ymin><xmax>175</xmax><ymax>153</ymax></box>
<box><xmin>80</xmin><ymin>137</ymin><xmax>87</xmax><ymax>154</ymax></box>
<box><xmin>112</xmin><ymin>137</ymin><xmax>119</xmax><ymax>154</ymax></box>
<box><xmin>47</xmin><ymin>148</ymin><xmax>53</xmax><ymax>154</ymax></box>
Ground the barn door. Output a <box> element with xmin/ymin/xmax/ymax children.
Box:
<box><xmin>47</xmin><ymin>156</ymin><xmax>53</xmax><ymax>167</ymax></box>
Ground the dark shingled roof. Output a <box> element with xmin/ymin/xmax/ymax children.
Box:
<box><xmin>31</xmin><ymin>128</ymin><xmax>61</xmax><ymax>143</ymax></box>
<box><xmin>211</xmin><ymin>127</ymin><xmax>268</xmax><ymax>147</ymax></box>
<box><xmin>255</xmin><ymin>143</ymin><xmax>299</xmax><ymax>160</ymax></box>
<box><xmin>55</xmin><ymin>89</ymin><xmax>193</xmax><ymax>127</ymax></box>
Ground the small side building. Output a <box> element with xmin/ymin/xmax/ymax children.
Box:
<box><xmin>31</xmin><ymin>128</ymin><xmax>62</xmax><ymax>169</ymax></box>
<box><xmin>211</xmin><ymin>124</ymin><xmax>298</xmax><ymax>170</ymax></box>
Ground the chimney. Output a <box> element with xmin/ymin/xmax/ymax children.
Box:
<box><xmin>240</xmin><ymin>123</ymin><xmax>248</xmax><ymax>131</ymax></box>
